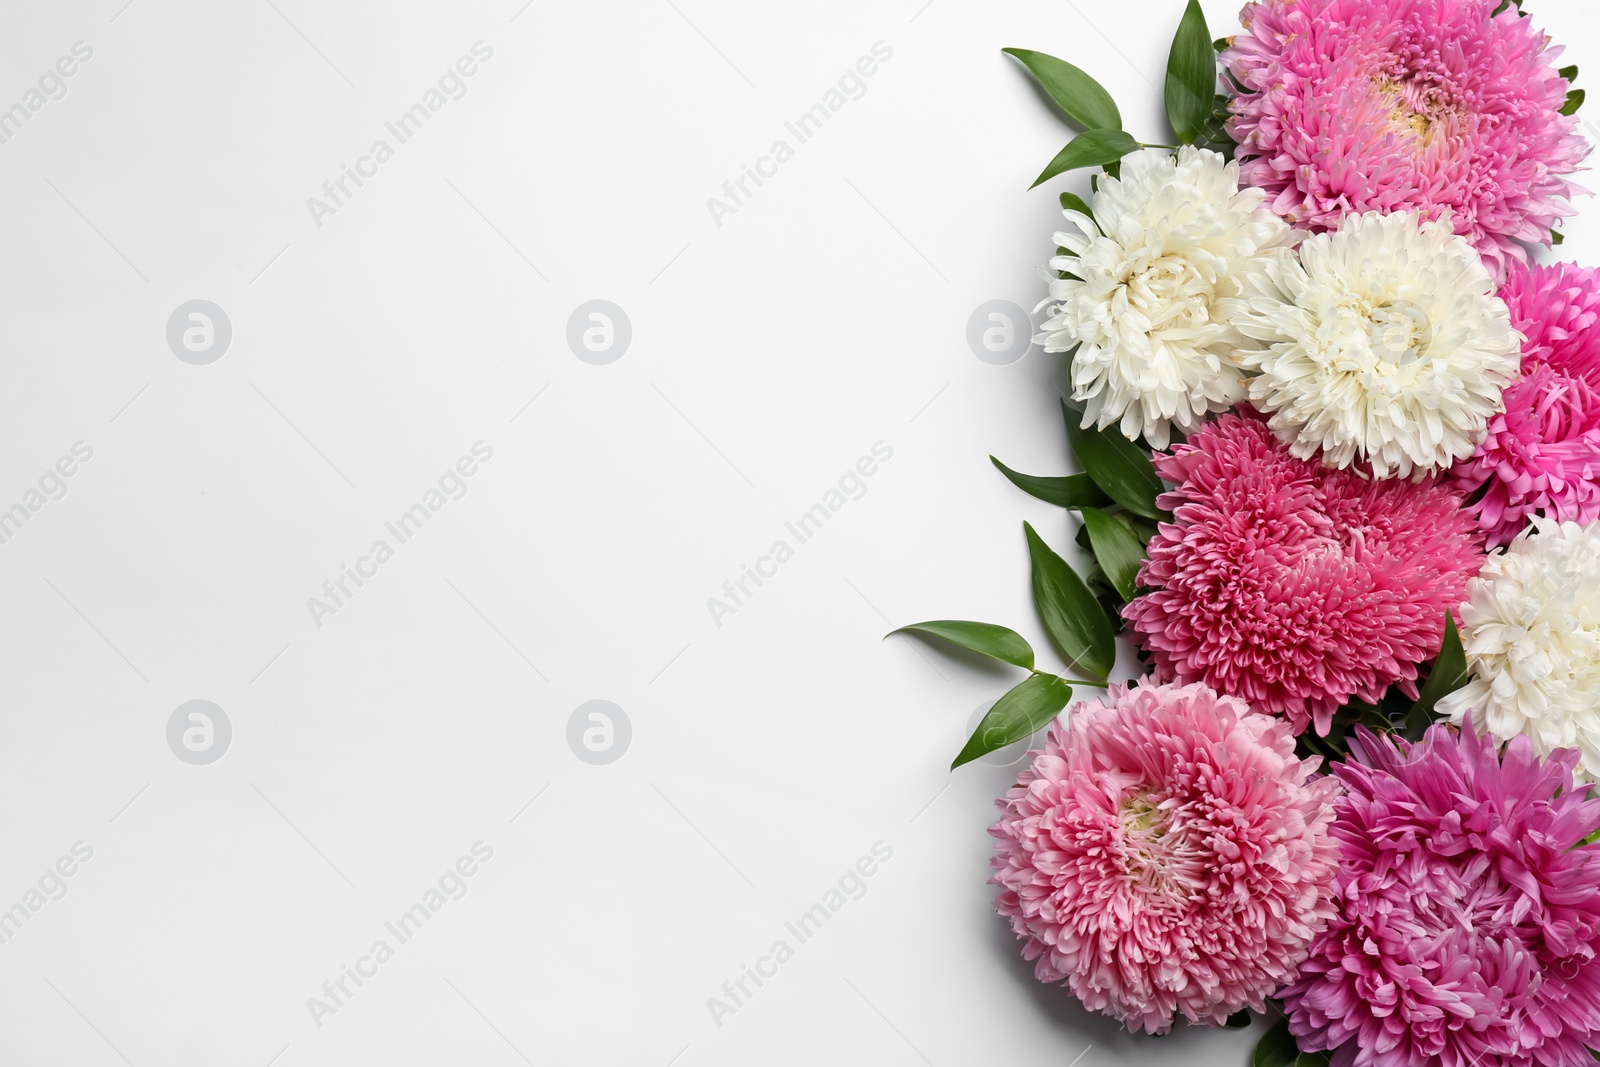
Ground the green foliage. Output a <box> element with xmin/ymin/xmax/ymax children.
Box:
<box><xmin>891</xmin><ymin>621</ymin><xmax>1035</xmax><ymax>670</ymax></box>
<box><xmin>1407</xmin><ymin>612</ymin><xmax>1469</xmax><ymax>739</ymax></box>
<box><xmin>1002</xmin><ymin>48</ymin><xmax>1122</xmax><ymax>131</ymax></box>
<box><xmin>952</xmin><ymin>672</ymin><xmax>1073</xmax><ymax>768</ymax></box>
<box><xmin>1063</xmin><ymin>402</ymin><xmax>1167</xmax><ymax>520</ymax></box>
<box><xmin>1077</xmin><ymin>507</ymin><xmax>1144</xmax><ymax>602</ymax></box>
<box><xmin>1254</xmin><ymin>1017</ymin><xmax>1299</xmax><ymax>1067</ymax></box>
<box><xmin>1024</xmin><ymin>522</ymin><xmax>1116</xmax><ymax>679</ymax></box>
<box><xmin>990</xmin><ymin>459</ymin><xmax>1112</xmax><ymax>510</ymax></box>
<box><xmin>1165</xmin><ymin>0</ymin><xmax>1216</xmax><ymax>143</ymax></box>
<box><xmin>1031</xmin><ymin>129</ymin><xmax>1141</xmax><ymax>188</ymax></box>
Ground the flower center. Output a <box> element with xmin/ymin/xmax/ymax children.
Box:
<box><xmin>1317</xmin><ymin>295</ymin><xmax>1436</xmax><ymax>389</ymax></box>
<box><xmin>1122</xmin><ymin>254</ymin><xmax>1214</xmax><ymax>332</ymax></box>
<box><xmin>1115</xmin><ymin>790</ymin><xmax>1207</xmax><ymax>898</ymax></box>
<box><xmin>1374</xmin><ymin>75</ymin><xmax>1457</xmax><ymax>148</ymax></box>
<box><xmin>1120</xmin><ymin>792</ymin><xmax>1168</xmax><ymax>837</ymax></box>
<box><xmin>1364</xmin><ymin>300</ymin><xmax>1434</xmax><ymax>367</ymax></box>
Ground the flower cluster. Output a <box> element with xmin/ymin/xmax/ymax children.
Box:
<box><xmin>1449</xmin><ymin>262</ymin><xmax>1600</xmax><ymax>544</ymax></box>
<box><xmin>931</xmin><ymin>2</ymin><xmax>1600</xmax><ymax>1063</ymax></box>
<box><xmin>1438</xmin><ymin>518</ymin><xmax>1600</xmax><ymax>779</ymax></box>
<box><xmin>1123</xmin><ymin>411</ymin><xmax>1482</xmax><ymax>736</ymax></box>
<box><xmin>1037</xmin><ymin>146</ymin><xmax>1299</xmax><ymax>449</ymax></box>
<box><xmin>1282</xmin><ymin>724</ymin><xmax>1600</xmax><ymax>1067</ymax></box>
<box><xmin>990</xmin><ymin>682</ymin><xmax>1339</xmax><ymax>1033</ymax></box>
<box><xmin>1222</xmin><ymin>0</ymin><xmax>1587</xmax><ymax>280</ymax></box>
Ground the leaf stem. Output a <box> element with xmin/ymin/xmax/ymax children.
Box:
<box><xmin>1062</xmin><ymin>678</ymin><xmax>1110</xmax><ymax>689</ymax></box>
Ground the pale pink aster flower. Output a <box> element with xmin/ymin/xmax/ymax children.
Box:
<box><xmin>1450</xmin><ymin>261</ymin><xmax>1600</xmax><ymax>544</ymax></box>
<box><xmin>989</xmin><ymin>681</ymin><xmax>1339</xmax><ymax>1034</ymax></box>
<box><xmin>1123</xmin><ymin>412</ymin><xmax>1484</xmax><ymax>736</ymax></box>
<box><xmin>1223</xmin><ymin>0</ymin><xmax>1588</xmax><ymax>280</ymax></box>
<box><xmin>1282</xmin><ymin>724</ymin><xmax>1600</xmax><ymax>1067</ymax></box>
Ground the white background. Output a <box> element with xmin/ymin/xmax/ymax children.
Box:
<box><xmin>1</xmin><ymin>1</ymin><xmax>1597</xmax><ymax>1064</ymax></box>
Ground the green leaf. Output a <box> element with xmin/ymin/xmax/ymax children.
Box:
<box><xmin>1554</xmin><ymin>229</ymin><xmax>1567</xmax><ymax>246</ymax></box>
<box><xmin>1225</xmin><ymin>1010</ymin><xmax>1252</xmax><ymax>1029</ymax></box>
<box><xmin>1023</xmin><ymin>522</ymin><xmax>1116</xmax><ymax>679</ymax></box>
<box><xmin>891</xmin><ymin>620</ymin><xmax>1034</xmax><ymax>670</ymax></box>
<box><xmin>991</xmin><ymin>457</ymin><xmax>1112</xmax><ymax>509</ymax></box>
<box><xmin>1561</xmin><ymin>65</ymin><xmax>1579</xmax><ymax>83</ymax></box>
<box><xmin>1002</xmin><ymin>48</ymin><xmax>1122</xmax><ymax>131</ymax></box>
<box><xmin>1031</xmin><ymin>128</ymin><xmax>1141</xmax><ymax>188</ymax></box>
<box><xmin>1254</xmin><ymin>1018</ymin><xmax>1299</xmax><ymax>1067</ymax></box>
<box><xmin>1410</xmin><ymin>612</ymin><xmax>1469</xmax><ymax>735</ymax></box>
<box><xmin>1295</xmin><ymin>1055</ymin><xmax>1333</xmax><ymax>1067</ymax></box>
<box><xmin>1165</xmin><ymin>0</ymin><xmax>1216</xmax><ymax>143</ymax></box>
<box><xmin>1062</xmin><ymin>401</ymin><xmax>1167</xmax><ymax>520</ymax></box>
<box><xmin>1058</xmin><ymin>191</ymin><xmax>1093</xmax><ymax>220</ymax></box>
<box><xmin>1077</xmin><ymin>507</ymin><xmax>1145</xmax><ymax>602</ymax></box>
<box><xmin>1562</xmin><ymin>88</ymin><xmax>1585</xmax><ymax>116</ymax></box>
<box><xmin>952</xmin><ymin>672</ymin><xmax>1073</xmax><ymax>769</ymax></box>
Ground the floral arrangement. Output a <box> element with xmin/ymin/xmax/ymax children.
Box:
<box><xmin>896</xmin><ymin>2</ymin><xmax>1600</xmax><ymax>1063</ymax></box>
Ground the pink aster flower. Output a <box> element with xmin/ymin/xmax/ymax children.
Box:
<box><xmin>1223</xmin><ymin>0</ymin><xmax>1588</xmax><ymax>279</ymax></box>
<box><xmin>1282</xmin><ymin>725</ymin><xmax>1600</xmax><ymax>1067</ymax></box>
<box><xmin>989</xmin><ymin>681</ymin><xmax>1339</xmax><ymax>1034</ymax></box>
<box><xmin>1450</xmin><ymin>261</ymin><xmax>1600</xmax><ymax>545</ymax></box>
<box><xmin>1123</xmin><ymin>412</ymin><xmax>1484</xmax><ymax>736</ymax></box>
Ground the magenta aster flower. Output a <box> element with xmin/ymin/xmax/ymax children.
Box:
<box><xmin>1123</xmin><ymin>412</ymin><xmax>1483</xmax><ymax>736</ymax></box>
<box><xmin>989</xmin><ymin>681</ymin><xmax>1339</xmax><ymax>1034</ymax></box>
<box><xmin>1282</xmin><ymin>725</ymin><xmax>1600</xmax><ymax>1067</ymax></box>
<box><xmin>1450</xmin><ymin>261</ymin><xmax>1600</xmax><ymax>545</ymax></box>
<box><xmin>1223</xmin><ymin>0</ymin><xmax>1588</xmax><ymax>279</ymax></box>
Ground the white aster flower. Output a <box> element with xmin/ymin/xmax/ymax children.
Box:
<box><xmin>1222</xmin><ymin>211</ymin><xmax>1521</xmax><ymax>479</ymax></box>
<box><xmin>1438</xmin><ymin>518</ymin><xmax>1600</xmax><ymax>780</ymax></box>
<box><xmin>1036</xmin><ymin>146</ymin><xmax>1298</xmax><ymax>450</ymax></box>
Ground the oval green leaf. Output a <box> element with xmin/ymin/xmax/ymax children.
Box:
<box><xmin>891</xmin><ymin>620</ymin><xmax>1034</xmax><ymax>671</ymax></box>
<box><xmin>1058</xmin><ymin>191</ymin><xmax>1093</xmax><ymax>219</ymax></box>
<box><xmin>1031</xmin><ymin>128</ymin><xmax>1141</xmax><ymax>189</ymax></box>
<box><xmin>952</xmin><ymin>672</ymin><xmax>1072</xmax><ymax>769</ymax></box>
<box><xmin>1165</xmin><ymin>0</ymin><xmax>1216</xmax><ymax>143</ymax></box>
<box><xmin>991</xmin><ymin>458</ymin><xmax>1111</xmax><ymax>510</ymax></box>
<box><xmin>1408</xmin><ymin>611</ymin><xmax>1469</xmax><ymax>738</ymax></box>
<box><xmin>1023</xmin><ymin>522</ymin><xmax>1115</xmax><ymax>680</ymax></box>
<box><xmin>1002</xmin><ymin>48</ymin><xmax>1122</xmax><ymax>131</ymax></box>
<box><xmin>1062</xmin><ymin>401</ymin><xmax>1167</xmax><ymax>519</ymax></box>
<box><xmin>1254</xmin><ymin>1018</ymin><xmax>1299</xmax><ymax>1067</ymax></box>
<box><xmin>1077</xmin><ymin>507</ymin><xmax>1145</xmax><ymax>602</ymax></box>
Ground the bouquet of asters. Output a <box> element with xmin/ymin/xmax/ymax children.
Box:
<box><xmin>897</xmin><ymin>2</ymin><xmax>1600</xmax><ymax>1064</ymax></box>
